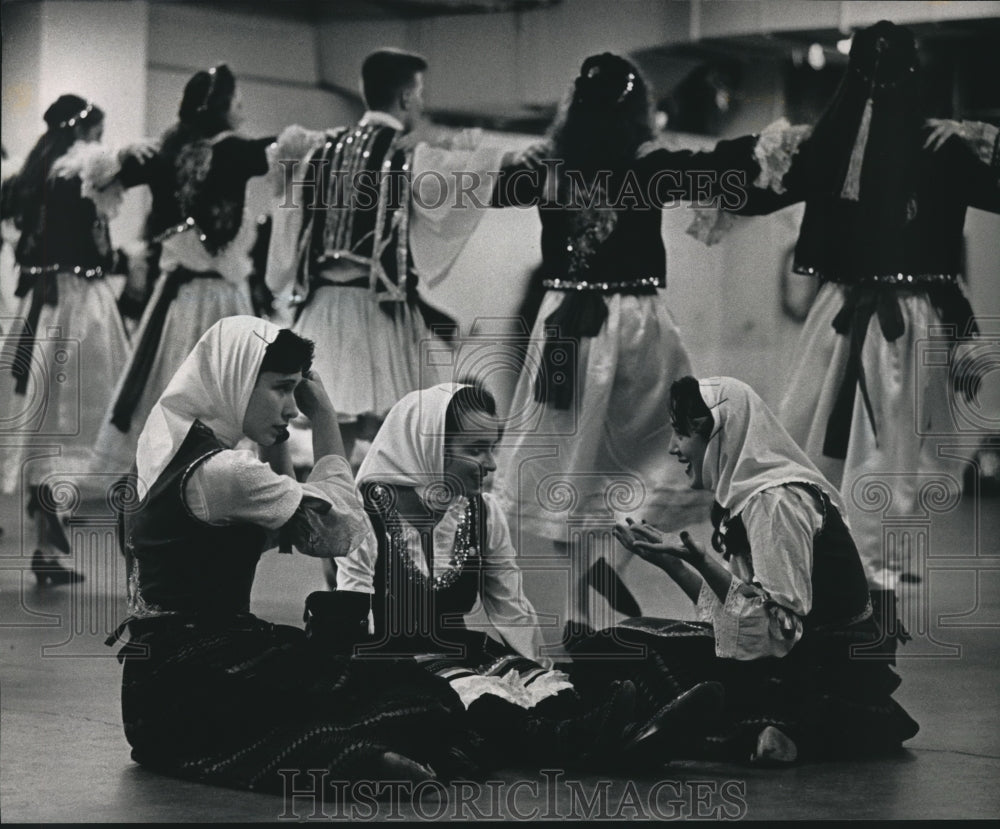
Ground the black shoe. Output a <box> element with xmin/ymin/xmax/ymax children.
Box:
<box><xmin>375</xmin><ymin>751</ymin><xmax>437</xmax><ymax>785</ymax></box>
<box><xmin>620</xmin><ymin>680</ymin><xmax>725</xmax><ymax>765</ymax></box>
<box><xmin>31</xmin><ymin>549</ymin><xmax>85</xmax><ymax>587</ymax></box>
<box><xmin>865</xmin><ymin>589</ymin><xmax>912</xmax><ymax>663</ymax></box>
<box><xmin>571</xmin><ymin>679</ymin><xmax>639</xmax><ymax>769</ymax></box>
<box><xmin>514</xmin><ymin>679</ymin><xmax>639</xmax><ymax>770</ymax></box>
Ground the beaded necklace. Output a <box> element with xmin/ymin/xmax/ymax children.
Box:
<box><xmin>372</xmin><ymin>484</ymin><xmax>479</xmax><ymax>591</ymax></box>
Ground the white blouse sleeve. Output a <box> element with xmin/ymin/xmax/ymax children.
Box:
<box><xmin>409</xmin><ymin>140</ymin><xmax>507</xmax><ymax>288</ymax></box>
<box><xmin>264</xmin><ymin>195</ymin><xmax>303</xmax><ymax>297</ymax></box>
<box><xmin>334</xmin><ymin>517</ymin><xmax>379</xmax><ymax>595</ymax></box>
<box><xmin>264</xmin><ymin>129</ymin><xmax>325</xmax><ymax>297</ymax></box>
<box><xmin>476</xmin><ymin>493</ymin><xmax>551</xmax><ymax>667</ymax></box>
<box><xmin>707</xmin><ymin>485</ymin><xmax>822</xmax><ymax>660</ymax></box>
<box><xmin>184</xmin><ymin>451</ymin><xmax>370</xmax><ymax>558</ymax></box>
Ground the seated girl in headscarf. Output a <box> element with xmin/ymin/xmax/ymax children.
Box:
<box><xmin>108</xmin><ymin>316</ymin><xmax>473</xmax><ymax>791</ymax></box>
<box><xmin>326</xmin><ymin>382</ymin><xmax>704</xmax><ymax>771</ymax></box>
<box><xmin>570</xmin><ymin>376</ymin><xmax>919</xmax><ymax>765</ymax></box>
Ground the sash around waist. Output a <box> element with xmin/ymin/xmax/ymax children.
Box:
<box><xmin>312</xmin><ymin>260</ymin><xmax>369</xmax><ymax>287</ymax></box>
<box><xmin>312</xmin><ymin>276</ymin><xmax>370</xmax><ymax>290</ymax></box>
<box><xmin>168</xmin><ymin>264</ymin><xmax>225</xmax><ymax>282</ymax></box>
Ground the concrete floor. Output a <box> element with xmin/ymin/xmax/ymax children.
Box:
<box><xmin>2</xmin><ymin>489</ymin><xmax>999</xmax><ymax>822</ymax></box>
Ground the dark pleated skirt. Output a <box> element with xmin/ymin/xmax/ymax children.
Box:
<box><xmin>567</xmin><ymin>617</ymin><xmax>919</xmax><ymax>763</ymax></box>
<box><xmin>115</xmin><ymin>614</ymin><xmax>466</xmax><ymax>792</ymax></box>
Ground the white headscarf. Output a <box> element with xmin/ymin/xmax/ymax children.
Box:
<box><xmin>697</xmin><ymin>376</ymin><xmax>847</xmax><ymax>519</ymax></box>
<box><xmin>356</xmin><ymin>382</ymin><xmax>470</xmax><ymax>503</ymax></box>
<box><xmin>135</xmin><ymin>315</ymin><xmax>280</xmax><ymax>499</ymax></box>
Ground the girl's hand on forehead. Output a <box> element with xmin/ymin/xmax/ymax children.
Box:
<box><xmin>293</xmin><ymin>370</ymin><xmax>336</xmax><ymax>419</ymax></box>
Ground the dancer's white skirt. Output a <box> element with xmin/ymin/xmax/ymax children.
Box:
<box><xmin>778</xmin><ymin>282</ymin><xmax>973</xmax><ymax>589</ymax></box>
<box><xmin>91</xmin><ymin>273</ymin><xmax>253</xmax><ymax>475</ymax></box>
<box><xmin>1</xmin><ymin>272</ymin><xmax>130</xmax><ymax>496</ymax></box>
<box><xmin>494</xmin><ymin>289</ymin><xmax>713</xmax><ymax>584</ymax></box>
<box><xmin>293</xmin><ymin>284</ymin><xmax>453</xmax><ymax>423</ymax></box>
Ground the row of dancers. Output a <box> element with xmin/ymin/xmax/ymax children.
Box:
<box><xmin>0</xmin><ymin>17</ymin><xmax>997</xmax><ymax>786</ymax></box>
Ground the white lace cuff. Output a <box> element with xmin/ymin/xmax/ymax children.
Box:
<box><xmin>963</xmin><ymin>121</ymin><xmax>1000</xmax><ymax>167</ymax></box>
<box><xmin>752</xmin><ymin>118</ymin><xmax>811</xmax><ymax>194</ymax></box>
<box><xmin>267</xmin><ymin>124</ymin><xmax>327</xmax><ymax>195</ymax></box>
<box><xmin>51</xmin><ymin>140</ymin><xmax>125</xmax><ymax>219</ymax></box>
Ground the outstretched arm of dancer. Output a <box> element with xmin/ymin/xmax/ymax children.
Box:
<box><xmin>924</xmin><ymin>118</ymin><xmax>1000</xmax><ymax>168</ymax></box>
<box><xmin>726</xmin><ymin>117</ymin><xmax>999</xmax><ymax>217</ymax></box>
<box><xmin>633</xmin><ymin>131</ymin><xmax>766</xmax><ymax>209</ymax></box>
<box><xmin>116</xmin><ymin>140</ymin><xmax>164</xmax><ymax>189</ymax></box>
<box><xmin>408</xmin><ymin>131</ymin><xmax>509</xmax><ymax>286</ymax></box>
<box><xmin>490</xmin><ymin>141</ymin><xmax>553</xmax><ymax>208</ymax></box>
<box><xmin>264</xmin><ymin>126</ymin><xmax>328</xmax><ymax>298</ymax></box>
<box><xmin>937</xmin><ymin>129</ymin><xmax>1000</xmax><ymax>212</ymax></box>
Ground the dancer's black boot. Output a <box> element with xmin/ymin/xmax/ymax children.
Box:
<box><xmin>867</xmin><ymin>589</ymin><xmax>911</xmax><ymax>664</ymax></box>
<box><xmin>28</xmin><ymin>485</ymin><xmax>84</xmax><ymax>586</ymax></box>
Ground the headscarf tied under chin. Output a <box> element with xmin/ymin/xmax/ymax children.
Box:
<box><xmin>135</xmin><ymin>315</ymin><xmax>280</xmax><ymax>499</ymax></box>
<box><xmin>356</xmin><ymin>382</ymin><xmax>470</xmax><ymax>509</ymax></box>
<box><xmin>697</xmin><ymin>376</ymin><xmax>848</xmax><ymax>521</ymax></box>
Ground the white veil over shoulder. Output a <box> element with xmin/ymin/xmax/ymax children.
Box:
<box><xmin>698</xmin><ymin>376</ymin><xmax>848</xmax><ymax>519</ymax></box>
<box><xmin>356</xmin><ymin>382</ymin><xmax>470</xmax><ymax>497</ymax></box>
<box><xmin>135</xmin><ymin>315</ymin><xmax>280</xmax><ymax>499</ymax></box>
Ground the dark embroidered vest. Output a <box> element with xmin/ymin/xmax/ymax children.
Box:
<box><xmin>711</xmin><ymin>483</ymin><xmax>871</xmax><ymax>631</ymax></box>
<box><xmin>15</xmin><ymin>175</ymin><xmax>112</xmax><ymax>271</ymax></box>
<box><xmin>124</xmin><ymin>421</ymin><xmax>266</xmax><ymax>618</ymax></box>
<box><xmin>360</xmin><ymin>483</ymin><xmax>486</xmax><ymax>656</ymax></box>
<box><xmin>302</xmin><ymin>123</ymin><xmax>412</xmax><ymax>299</ymax></box>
